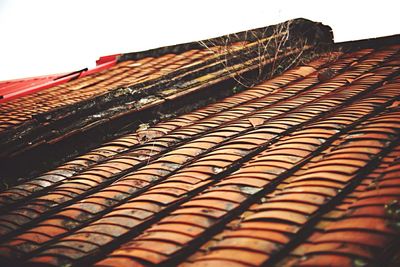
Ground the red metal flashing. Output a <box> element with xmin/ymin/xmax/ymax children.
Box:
<box><xmin>95</xmin><ymin>54</ymin><xmax>120</xmax><ymax>65</ymax></box>
<box><xmin>81</xmin><ymin>58</ymin><xmax>118</xmax><ymax>77</ymax></box>
<box><xmin>0</xmin><ymin>58</ymin><xmax>118</xmax><ymax>103</ymax></box>
<box><xmin>0</xmin><ymin>74</ymin><xmax>77</xmax><ymax>103</ymax></box>
<box><xmin>0</xmin><ymin>74</ymin><xmax>61</xmax><ymax>100</ymax></box>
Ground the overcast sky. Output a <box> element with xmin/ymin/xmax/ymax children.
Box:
<box><xmin>0</xmin><ymin>0</ymin><xmax>399</xmax><ymax>81</ymax></box>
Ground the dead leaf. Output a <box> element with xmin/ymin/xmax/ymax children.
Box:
<box><xmin>128</xmin><ymin>62</ymin><xmax>142</xmax><ymax>67</ymax></box>
<box><xmin>294</xmin><ymin>66</ymin><xmax>317</xmax><ymax>77</ymax></box>
<box><xmin>136</xmin><ymin>130</ymin><xmax>163</xmax><ymax>143</ymax></box>
<box><xmin>240</xmin><ymin>211</ymin><xmax>254</xmax><ymax>219</ymax></box>
<box><xmin>137</xmin><ymin>123</ymin><xmax>150</xmax><ymax>131</ymax></box>
<box><xmin>317</xmin><ymin>68</ymin><xmax>336</xmax><ymax>82</ymax></box>
<box><xmin>389</xmin><ymin>101</ymin><xmax>400</xmax><ymax>109</ymax></box>
<box><xmin>349</xmin><ymin>61</ymin><xmax>358</xmax><ymax>67</ymax></box>
<box><xmin>155</xmin><ymin>127</ymin><xmax>169</xmax><ymax>134</ymax></box>
<box><xmin>160</xmin><ymin>88</ymin><xmax>178</xmax><ymax>96</ymax></box>
<box><xmin>248</xmin><ymin>117</ymin><xmax>264</xmax><ymax>128</ymax></box>
<box><xmin>354</xmin><ymin>73</ymin><xmax>375</xmax><ymax>81</ymax></box>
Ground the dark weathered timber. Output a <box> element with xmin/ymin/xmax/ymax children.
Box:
<box><xmin>118</xmin><ymin>18</ymin><xmax>333</xmax><ymax>61</ymax></box>
<box><xmin>0</xmin><ymin>19</ymin><xmax>333</xmax><ymax>153</ymax></box>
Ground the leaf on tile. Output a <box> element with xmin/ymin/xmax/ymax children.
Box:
<box><xmin>248</xmin><ymin>117</ymin><xmax>264</xmax><ymax>128</ymax></box>
<box><xmin>293</xmin><ymin>66</ymin><xmax>317</xmax><ymax>77</ymax></box>
<box><xmin>128</xmin><ymin>62</ymin><xmax>143</xmax><ymax>67</ymax></box>
<box><xmin>349</xmin><ymin>61</ymin><xmax>358</xmax><ymax>67</ymax></box>
<box><xmin>354</xmin><ymin>73</ymin><xmax>375</xmax><ymax>81</ymax></box>
<box><xmin>137</xmin><ymin>130</ymin><xmax>163</xmax><ymax>143</ymax></box>
<box><xmin>389</xmin><ymin>100</ymin><xmax>400</xmax><ymax>109</ymax></box>
<box><xmin>137</xmin><ymin>123</ymin><xmax>150</xmax><ymax>131</ymax></box>
<box><xmin>317</xmin><ymin>68</ymin><xmax>336</xmax><ymax>82</ymax></box>
<box><xmin>240</xmin><ymin>210</ymin><xmax>254</xmax><ymax>220</ymax></box>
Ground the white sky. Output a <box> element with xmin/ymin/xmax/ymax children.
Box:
<box><xmin>0</xmin><ymin>0</ymin><xmax>399</xmax><ymax>81</ymax></box>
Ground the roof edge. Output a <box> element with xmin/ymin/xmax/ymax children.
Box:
<box><xmin>335</xmin><ymin>34</ymin><xmax>400</xmax><ymax>51</ymax></box>
<box><xmin>118</xmin><ymin>18</ymin><xmax>333</xmax><ymax>62</ymax></box>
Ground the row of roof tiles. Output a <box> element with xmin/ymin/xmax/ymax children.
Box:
<box><xmin>0</xmin><ymin>48</ymin><xmax>214</xmax><ymax>131</ymax></box>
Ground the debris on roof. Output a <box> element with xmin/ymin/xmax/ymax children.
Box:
<box><xmin>0</xmin><ymin>18</ymin><xmax>399</xmax><ymax>267</ymax></box>
<box><xmin>0</xmin><ymin>18</ymin><xmax>333</xmax><ymax>182</ymax></box>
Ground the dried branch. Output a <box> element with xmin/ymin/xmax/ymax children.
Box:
<box><xmin>197</xmin><ymin>19</ymin><xmax>331</xmax><ymax>89</ymax></box>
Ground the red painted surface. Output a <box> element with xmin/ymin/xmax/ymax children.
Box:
<box><xmin>96</xmin><ymin>54</ymin><xmax>120</xmax><ymax>65</ymax></box>
<box><xmin>0</xmin><ymin>74</ymin><xmax>77</xmax><ymax>103</ymax></box>
<box><xmin>0</xmin><ymin>74</ymin><xmax>61</xmax><ymax>97</ymax></box>
<box><xmin>0</xmin><ymin>56</ymin><xmax>119</xmax><ymax>103</ymax></box>
<box><xmin>82</xmin><ymin>58</ymin><xmax>118</xmax><ymax>77</ymax></box>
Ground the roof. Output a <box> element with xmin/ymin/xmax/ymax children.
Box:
<box><xmin>0</xmin><ymin>73</ymin><xmax>65</xmax><ymax>101</ymax></box>
<box><xmin>0</xmin><ymin>18</ymin><xmax>400</xmax><ymax>267</ymax></box>
<box><xmin>0</xmin><ymin>56</ymin><xmax>119</xmax><ymax>103</ymax></box>
<box><xmin>0</xmin><ymin>19</ymin><xmax>332</xmax><ymax>179</ymax></box>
